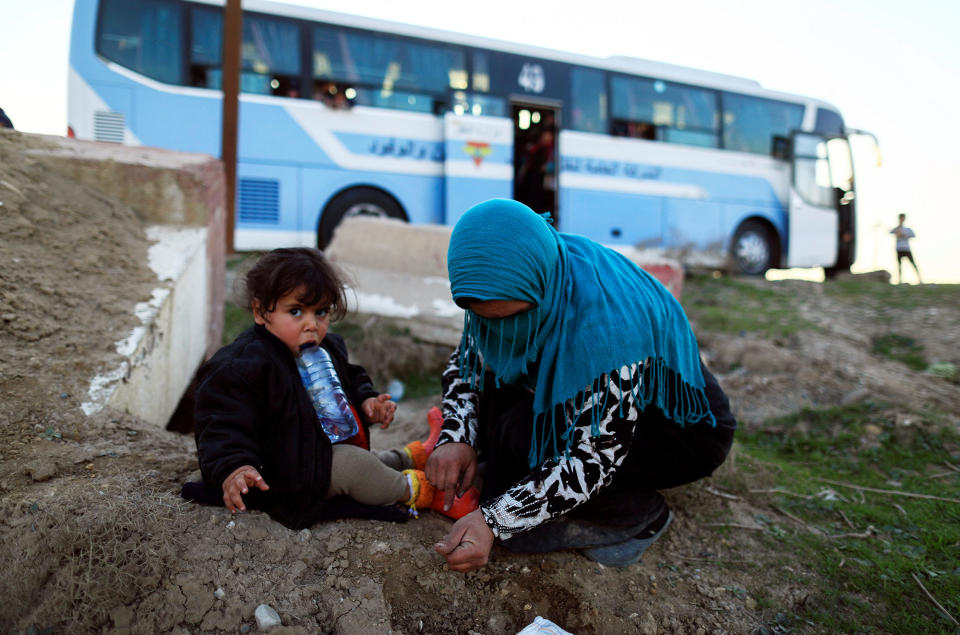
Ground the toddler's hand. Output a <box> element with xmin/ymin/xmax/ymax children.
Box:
<box><xmin>222</xmin><ymin>465</ymin><xmax>269</xmax><ymax>513</ymax></box>
<box><xmin>361</xmin><ymin>394</ymin><xmax>397</xmax><ymax>428</ymax></box>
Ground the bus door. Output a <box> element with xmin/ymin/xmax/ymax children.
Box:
<box><xmin>511</xmin><ymin>102</ymin><xmax>559</xmax><ymax>220</ymax></box>
<box><xmin>787</xmin><ymin>132</ymin><xmax>839</xmax><ymax>268</ymax></box>
<box><xmin>442</xmin><ymin>112</ymin><xmax>514</xmax><ymax>226</ymax></box>
<box><xmin>825</xmin><ymin>136</ymin><xmax>856</xmax><ymax>274</ymax></box>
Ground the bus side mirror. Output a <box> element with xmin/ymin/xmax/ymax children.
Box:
<box><xmin>771</xmin><ymin>136</ymin><xmax>790</xmax><ymax>161</ymax></box>
<box><xmin>846</xmin><ymin>128</ymin><xmax>883</xmax><ymax>167</ymax></box>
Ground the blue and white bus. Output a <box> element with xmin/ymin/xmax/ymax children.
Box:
<box><xmin>69</xmin><ymin>0</ymin><xmax>867</xmax><ymax>275</ymax></box>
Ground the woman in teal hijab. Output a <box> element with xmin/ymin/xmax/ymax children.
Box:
<box><xmin>428</xmin><ymin>199</ymin><xmax>736</xmax><ymax>572</ymax></box>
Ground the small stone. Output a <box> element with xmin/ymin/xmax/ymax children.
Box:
<box><xmin>864</xmin><ymin>424</ymin><xmax>883</xmax><ymax>439</ymax></box>
<box><xmin>110</xmin><ymin>605</ymin><xmax>134</xmax><ymax>628</ymax></box>
<box><xmin>214</xmin><ymin>587</ymin><xmax>226</xmax><ymax>600</ymax></box>
<box><xmin>59</xmin><ymin>392</ymin><xmax>69</xmax><ymax>399</ymax></box>
<box><xmin>840</xmin><ymin>387</ymin><xmax>871</xmax><ymax>405</ymax></box>
<box><xmin>254</xmin><ymin>604</ymin><xmax>281</xmax><ymax>630</ymax></box>
<box><xmin>25</xmin><ymin>460</ymin><xmax>57</xmax><ymax>482</ymax></box>
<box><xmin>746</xmin><ymin>596</ymin><xmax>758</xmax><ymax>610</ymax></box>
<box><xmin>226</xmin><ymin>521</ymin><xmax>236</xmax><ymax>530</ymax></box>
<box><xmin>368</xmin><ymin>541</ymin><xmax>391</xmax><ymax>555</ymax></box>
<box><xmin>297</xmin><ymin>529</ymin><xmax>311</xmax><ymax>542</ymax></box>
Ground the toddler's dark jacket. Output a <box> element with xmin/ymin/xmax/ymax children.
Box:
<box><xmin>194</xmin><ymin>324</ymin><xmax>379</xmax><ymax>529</ymax></box>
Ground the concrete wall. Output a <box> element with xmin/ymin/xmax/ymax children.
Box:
<box><xmin>326</xmin><ymin>216</ymin><xmax>452</xmax><ymax>278</ymax></box>
<box><xmin>35</xmin><ymin>136</ymin><xmax>226</xmax><ymax>428</ymax></box>
<box><xmin>35</xmin><ymin>137</ymin><xmax>226</xmax><ymax>358</ymax></box>
<box><xmin>327</xmin><ymin>216</ymin><xmax>685</xmax><ymax>299</ymax></box>
<box><xmin>107</xmin><ymin>228</ymin><xmax>210</xmax><ymax>427</ymax></box>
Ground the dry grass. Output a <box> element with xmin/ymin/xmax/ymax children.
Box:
<box><xmin>1</xmin><ymin>475</ymin><xmax>191</xmax><ymax>632</ymax></box>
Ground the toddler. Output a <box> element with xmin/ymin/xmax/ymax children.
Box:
<box><xmin>193</xmin><ymin>248</ymin><xmax>473</xmax><ymax>528</ymax></box>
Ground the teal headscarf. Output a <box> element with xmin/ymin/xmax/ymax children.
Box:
<box><xmin>447</xmin><ymin>199</ymin><xmax>715</xmax><ymax>468</ymax></box>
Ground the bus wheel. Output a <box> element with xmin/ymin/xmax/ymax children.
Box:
<box><xmin>319</xmin><ymin>187</ymin><xmax>405</xmax><ymax>249</ymax></box>
<box><xmin>731</xmin><ymin>220</ymin><xmax>776</xmax><ymax>276</ymax></box>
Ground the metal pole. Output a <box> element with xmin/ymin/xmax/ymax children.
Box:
<box><xmin>221</xmin><ymin>0</ymin><xmax>242</xmax><ymax>254</ymax></box>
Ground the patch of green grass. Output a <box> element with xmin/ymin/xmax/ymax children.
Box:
<box><xmin>398</xmin><ymin>371</ymin><xmax>443</xmax><ymax>401</ymax></box>
<box><xmin>330</xmin><ymin>319</ymin><xmax>363</xmax><ymax>342</ymax></box>
<box><xmin>222</xmin><ymin>301</ymin><xmax>252</xmax><ymax>345</ymax></box>
<box><xmin>683</xmin><ymin>275</ymin><xmax>816</xmax><ymax>337</ymax></box>
<box><xmin>825</xmin><ymin>280</ymin><xmax>960</xmax><ymax>312</ymax></box>
<box><xmin>729</xmin><ymin>403</ymin><xmax>960</xmax><ymax>633</ymax></box>
<box><xmin>872</xmin><ymin>333</ymin><xmax>928</xmax><ymax>371</ymax></box>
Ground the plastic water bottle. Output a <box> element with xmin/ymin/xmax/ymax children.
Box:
<box><xmin>385</xmin><ymin>379</ymin><xmax>405</xmax><ymax>402</ymax></box>
<box><xmin>296</xmin><ymin>345</ymin><xmax>359</xmax><ymax>443</ymax></box>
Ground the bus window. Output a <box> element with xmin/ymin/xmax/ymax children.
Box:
<box><xmin>815</xmin><ymin>108</ymin><xmax>845</xmax><ymax>136</ymax></box>
<box><xmin>312</xmin><ymin>26</ymin><xmax>466</xmax><ymax>113</ymax></box>
<box><xmin>190</xmin><ymin>6</ymin><xmax>222</xmax><ymax>89</ymax></box>
<box><xmin>189</xmin><ymin>8</ymin><xmax>301</xmax><ymax>97</ymax></box>
<box><xmin>570</xmin><ymin>68</ymin><xmax>607</xmax><ymax>133</ymax></box>
<box><xmin>452</xmin><ymin>93</ymin><xmax>507</xmax><ymax>117</ymax></box>
<box><xmin>793</xmin><ymin>135</ymin><xmax>834</xmax><ymax>208</ymax></box>
<box><xmin>722</xmin><ymin>93</ymin><xmax>804</xmax><ymax>155</ymax></box>
<box><xmin>610</xmin><ymin>76</ymin><xmax>718</xmax><ymax>147</ymax></box>
<box><xmin>97</xmin><ymin>0</ymin><xmax>183</xmax><ymax>85</ymax></box>
<box><xmin>472</xmin><ymin>51</ymin><xmax>492</xmax><ymax>93</ymax></box>
<box><xmin>242</xmin><ymin>15</ymin><xmax>301</xmax><ymax>97</ymax></box>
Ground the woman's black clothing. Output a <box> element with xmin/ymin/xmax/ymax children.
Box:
<box><xmin>438</xmin><ymin>348</ymin><xmax>735</xmax><ymax>541</ymax></box>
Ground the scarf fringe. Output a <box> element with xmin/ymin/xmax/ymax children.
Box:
<box><xmin>458</xmin><ymin>313</ymin><xmax>715</xmax><ymax>470</ymax></box>
<box><xmin>459</xmin><ymin>307</ymin><xmax>542</xmax><ymax>393</ymax></box>
<box><xmin>527</xmin><ymin>356</ymin><xmax>716</xmax><ymax>469</ymax></box>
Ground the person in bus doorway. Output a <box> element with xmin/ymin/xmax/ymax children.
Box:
<box><xmin>0</xmin><ymin>107</ymin><xmax>14</xmax><ymax>129</ymax></box>
<box><xmin>890</xmin><ymin>213</ymin><xmax>922</xmax><ymax>284</ymax></box>
<box><xmin>427</xmin><ymin>199</ymin><xmax>737</xmax><ymax>571</ymax></box>
<box><xmin>516</xmin><ymin>124</ymin><xmax>556</xmax><ymax>214</ymax></box>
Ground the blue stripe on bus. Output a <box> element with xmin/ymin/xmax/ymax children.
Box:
<box><xmin>238</xmin><ymin>102</ymin><xmax>334</xmax><ymax>164</ymax></box>
<box><xmin>559</xmin><ymin>167</ymin><xmax>786</xmax><ymax>250</ymax></box>
<box><xmin>560</xmin><ymin>156</ymin><xmax>785</xmax><ymax>207</ymax></box>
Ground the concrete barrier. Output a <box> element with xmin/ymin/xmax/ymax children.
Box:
<box><xmin>325</xmin><ymin>216</ymin><xmax>685</xmax><ymax>347</ymax></box>
<box><xmin>35</xmin><ymin>136</ymin><xmax>225</xmax><ymax>428</ymax></box>
<box><xmin>327</xmin><ymin>215</ymin><xmax>685</xmax><ymax>296</ymax></box>
<box><xmin>34</xmin><ymin>136</ymin><xmax>226</xmax><ymax>358</ymax></box>
<box><xmin>326</xmin><ymin>216</ymin><xmax>452</xmax><ymax>278</ymax></box>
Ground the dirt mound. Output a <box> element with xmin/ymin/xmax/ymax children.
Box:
<box><xmin>0</xmin><ymin>131</ymin><xmax>157</xmax><ymax>440</ymax></box>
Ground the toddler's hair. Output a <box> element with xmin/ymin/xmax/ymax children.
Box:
<box><xmin>242</xmin><ymin>248</ymin><xmax>348</xmax><ymax>321</ymax></box>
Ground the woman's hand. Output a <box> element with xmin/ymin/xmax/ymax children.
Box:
<box><xmin>425</xmin><ymin>442</ymin><xmax>477</xmax><ymax>512</ymax></box>
<box><xmin>434</xmin><ymin>509</ymin><xmax>494</xmax><ymax>572</ymax></box>
<box><xmin>222</xmin><ymin>465</ymin><xmax>269</xmax><ymax>512</ymax></box>
<box><xmin>361</xmin><ymin>394</ymin><xmax>397</xmax><ymax>428</ymax></box>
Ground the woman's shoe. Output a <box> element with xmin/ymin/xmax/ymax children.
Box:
<box><xmin>579</xmin><ymin>507</ymin><xmax>672</xmax><ymax>567</ymax></box>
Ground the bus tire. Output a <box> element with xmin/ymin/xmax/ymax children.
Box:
<box><xmin>730</xmin><ymin>220</ymin><xmax>777</xmax><ymax>276</ymax></box>
<box><xmin>318</xmin><ymin>187</ymin><xmax>406</xmax><ymax>249</ymax></box>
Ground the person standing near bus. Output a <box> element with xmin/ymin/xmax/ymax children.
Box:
<box><xmin>890</xmin><ymin>213</ymin><xmax>922</xmax><ymax>284</ymax></box>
